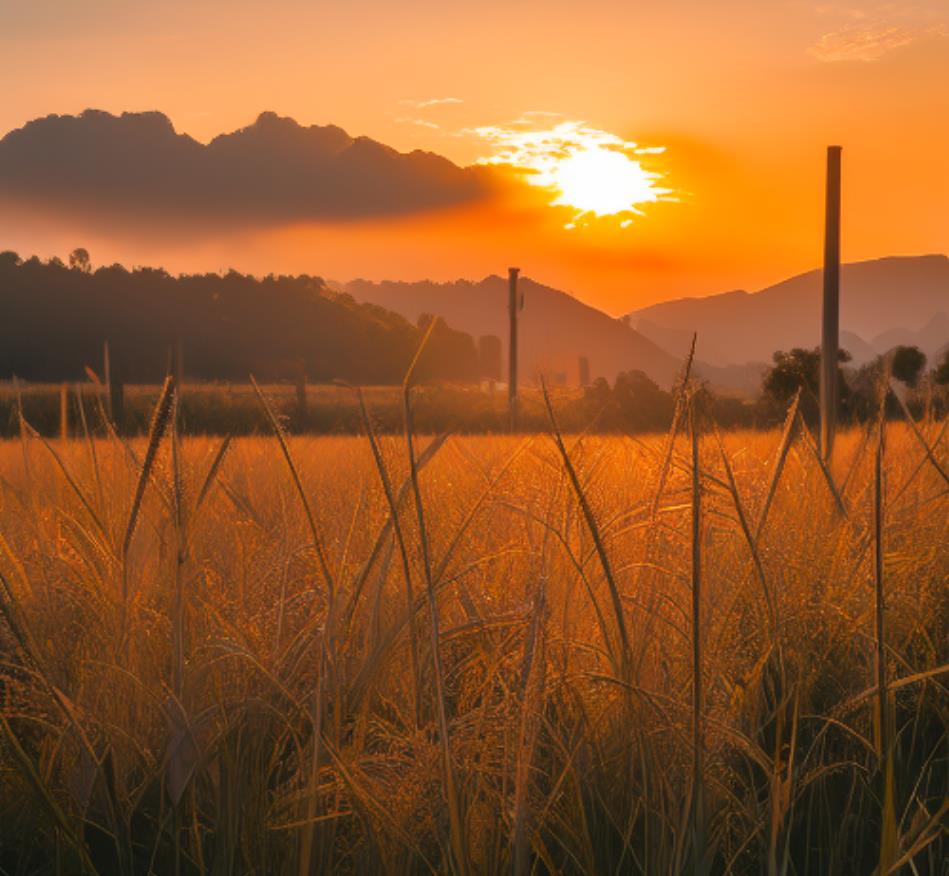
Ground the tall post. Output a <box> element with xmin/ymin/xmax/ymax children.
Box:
<box><xmin>174</xmin><ymin>335</ymin><xmax>185</xmax><ymax>390</ymax></box>
<box><xmin>103</xmin><ymin>341</ymin><xmax>112</xmax><ymax>419</ymax></box>
<box><xmin>508</xmin><ymin>267</ymin><xmax>520</xmax><ymax>432</ymax></box>
<box><xmin>820</xmin><ymin>145</ymin><xmax>842</xmax><ymax>460</ymax></box>
<box><xmin>294</xmin><ymin>356</ymin><xmax>308</xmax><ymax>428</ymax></box>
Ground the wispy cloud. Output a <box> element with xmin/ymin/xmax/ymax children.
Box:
<box><xmin>809</xmin><ymin>21</ymin><xmax>944</xmax><ymax>61</ymax></box>
<box><xmin>807</xmin><ymin>1</ymin><xmax>947</xmax><ymax>61</ymax></box>
<box><xmin>396</xmin><ymin>117</ymin><xmax>442</xmax><ymax>130</ymax></box>
<box><xmin>399</xmin><ymin>97</ymin><xmax>464</xmax><ymax>109</ymax></box>
<box><xmin>471</xmin><ymin>121</ymin><xmax>663</xmax><ymax>166</ymax></box>
<box><xmin>507</xmin><ymin>110</ymin><xmax>566</xmax><ymax>128</ymax></box>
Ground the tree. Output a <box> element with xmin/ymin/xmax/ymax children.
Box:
<box><xmin>849</xmin><ymin>346</ymin><xmax>929</xmax><ymax>421</ymax></box>
<box><xmin>582</xmin><ymin>369</ymin><xmax>673</xmax><ymax>431</ymax></box>
<box><xmin>763</xmin><ymin>346</ymin><xmax>851</xmax><ymax>423</ymax></box>
<box><xmin>934</xmin><ymin>348</ymin><xmax>949</xmax><ymax>386</ymax></box>
<box><xmin>69</xmin><ymin>247</ymin><xmax>91</xmax><ymax>273</ymax></box>
<box><xmin>890</xmin><ymin>345</ymin><xmax>926</xmax><ymax>387</ymax></box>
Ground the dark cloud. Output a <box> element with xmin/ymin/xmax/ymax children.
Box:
<box><xmin>0</xmin><ymin>109</ymin><xmax>494</xmax><ymax>222</ymax></box>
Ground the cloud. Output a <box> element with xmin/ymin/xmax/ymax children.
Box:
<box><xmin>396</xmin><ymin>117</ymin><xmax>442</xmax><ymax>130</ymax></box>
<box><xmin>472</xmin><ymin>121</ymin><xmax>665</xmax><ymax>167</ymax></box>
<box><xmin>399</xmin><ymin>97</ymin><xmax>464</xmax><ymax>109</ymax></box>
<box><xmin>807</xmin><ymin>1</ymin><xmax>947</xmax><ymax>61</ymax></box>
<box><xmin>809</xmin><ymin>21</ymin><xmax>945</xmax><ymax>61</ymax></box>
<box><xmin>0</xmin><ymin>110</ymin><xmax>493</xmax><ymax>224</ymax></box>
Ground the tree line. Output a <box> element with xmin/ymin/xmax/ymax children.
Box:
<box><xmin>581</xmin><ymin>343</ymin><xmax>947</xmax><ymax>432</ymax></box>
<box><xmin>2</xmin><ymin>251</ymin><xmax>946</xmax><ymax>435</ymax></box>
<box><xmin>0</xmin><ymin>250</ymin><xmax>486</xmax><ymax>386</ymax></box>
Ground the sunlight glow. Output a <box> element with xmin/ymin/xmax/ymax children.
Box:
<box><xmin>475</xmin><ymin>121</ymin><xmax>673</xmax><ymax>227</ymax></box>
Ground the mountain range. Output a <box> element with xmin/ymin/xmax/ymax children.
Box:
<box><xmin>0</xmin><ymin>110</ymin><xmax>491</xmax><ymax>220</ymax></box>
<box><xmin>346</xmin><ymin>255</ymin><xmax>947</xmax><ymax>393</ymax></box>
<box><xmin>344</xmin><ymin>275</ymin><xmax>686</xmax><ymax>388</ymax></box>
<box><xmin>630</xmin><ymin>255</ymin><xmax>949</xmax><ymax>368</ymax></box>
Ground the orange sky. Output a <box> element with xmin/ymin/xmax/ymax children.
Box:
<box><xmin>1</xmin><ymin>0</ymin><xmax>947</xmax><ymax>313</ymax></box>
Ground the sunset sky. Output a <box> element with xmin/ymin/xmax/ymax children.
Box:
<box><xmin>1</xmin><ymin>0</ymin><xmax>947</xmax><ymax>313</ymax></box>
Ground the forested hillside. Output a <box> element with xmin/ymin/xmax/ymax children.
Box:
<box><xmin>0</xmin><ymin>252</ymin><xmax>480</xmax><ymax>384</ymax></box>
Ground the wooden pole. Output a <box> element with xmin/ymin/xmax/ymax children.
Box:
<box><xmin>59</xmin><ymin>383</ymin><xmax>69</xmax><ymax>441</ymax></box>
<box><xmin>103</xmin><ymin>341</ymin><xmax>112</xmax><ymax>419</ymax></box>
<box><xmin>105</xmin><ymin>340</ymin><xmax>124</xmax><ymax>427</ymax></box>
<box><xmin>820</xmin><ymin>145</ymin><xmax>842</xmax><ymax>460</ymax></box>
<box><xmin>295</xmin><ymin>356</ymin><xmax>308</xmax><ymax>427</ymax></box>
<box><xmin>174</xmin><ymin>335</ymin><xmax>185</xmax><ymax>390</ymax></box>
<box><xmin>508</xmin><ymin>267</ymin><xmax>520</xmax><ymax>432</ymax></box>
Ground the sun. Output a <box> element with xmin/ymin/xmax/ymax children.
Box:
<box><xmin>475</xmin><ymin>120</ymin><xmax>673</xmax><ymax>227</ymax></box>
<box><xmin>550</xmin><ymin>146</ymin><xmax>663</xmax><ymax>220</ymax></box>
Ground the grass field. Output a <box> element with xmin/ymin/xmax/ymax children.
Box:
<box><xmin>0</xmin><ymin>382</ymin><xmax>588</xmax><ymax>438</ymax></box>
<box><xmin>0</xmin><ymin>399</ymin><xmax>946</xmax><ymax>873</ymax></box>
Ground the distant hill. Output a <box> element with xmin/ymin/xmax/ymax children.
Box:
<box><xmin>630</xmin><ymin>255</ymin><xmax>949</xmax><ymax>367</ymax></box>
<box><xmin>345</xmin><ymin>275</ymin><xmax>686</xmax><ymax>388</ymax></box>
<box><xmin>0</xmin><ymin>109</ymin><xmax>491</xmax><ymax>220</ymax></box>
<box><xmin>0</xmin><ymin>253</ymin><xmax>480</xmax><ymax>384</ymax></box>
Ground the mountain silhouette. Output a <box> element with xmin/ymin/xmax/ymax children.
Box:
<box><xmin>630</xmin><ymin>255</ymin><xmax>949</xmax><ymax>367</ymax></box>
<box><xmin>0</xmin><ymin>110</ymin><xmax>492</xmax><ymax>220</ymax></box>
<box><xmin>344</xmin><ymin>275</ymin><xmax>686</xmax><ymax>387</ymax></box>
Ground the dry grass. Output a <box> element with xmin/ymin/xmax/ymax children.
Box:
<box><xmin>0</xmin><ymin>413</ymin><xmax>946</xmax><ymax>873</ymax></box>
<box><xmin>0</xmin><ymin>382</ymin><xmax>586</xmax><ymax>438</ymax></box>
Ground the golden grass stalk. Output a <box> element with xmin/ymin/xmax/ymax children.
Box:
<box><xmin>339</xmin><ymin>431</ymin><xmax>449</xmax><ymax>647</ymax></box>
<box><xmin>513</xmin><ymin>577</ymin><xmax>546</xmax><ymax>876</ymax></box>
<box><xmin>754</xmin><ymin>388</ymin><xmax>801</xmax><ymax>545</ymax></box>
<box><xmin>541</xmin><ymin>379</ymin><xmax>631</xmax><ymax>676</ymax></box>
<box><xmin>121</xmin><ymin>374</ymin><xmax>176</xmax><ymax>571</ymax></box>
<box><xmin>402</xmin><ymin>318</ymin><xmax>469</xmax><ymax>875</ymax></box>
<box><xmin>889</xmin><ymin>383</ymin><xmax>949</xmax><ymax>487</ymax></box>
<box><xmin>797</xmin><ymin>416</ymin><xmax>848</xmax><ymax>517</ymax></box>
<box><xmin>689</xmin><ymin>396</ymin><xmax>709</xmax><ymax>876</ymax></box>
<box><xmin>890</xmin><ymin>414</ymin><xmax>949</xmax><ymax>504</ymax></box>
<box><xmin>714</xmin><ymin>425</ymin><xmax>777</xmax><ymax>635</ymax></box>
<box><xmin>186</xmin><ymin>435</ymin><xmax>232</xmax><ymax>552</ymax></box>
<box><xmin>250</xmin><ymin>376</ymin><xmax>335</xmax><ymax>601</ymax></box>
<box><xmin>74</xmin><ymin>382</ymin><xmax>105</xmax><ymax>510</ymax></box>
<box><xmin>873</xmin><ymin>409</ymin><xmax>897</xmax><ymax>874</ymax></box>
<box><xmin>353</xmin><ymin>384</ymin><xmax>423</xmax><ymax>728</ymax></box>
<box><xmin>171</xmin><ymin>395</ymin><xmax>185</xmax><ymax>698</ymax></box>
<box><xmin>250</xmin><ymin>375</ymin><xmax>336</xmax><ymax>876</ymax></box>
<box><xmin>652</xmin><ymin>332</ymin><xmax>697</xmax><ymax>517</ymax></box>
<box><xmin>116</xmin><ymin>373</ymin><xmax>176</xmax><ymax>663</ymax></box>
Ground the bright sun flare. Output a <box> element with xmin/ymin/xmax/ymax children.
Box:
<box><xmin>476</xmin><ymin>121</ymin><xmax>673</xmax><ymax>227</ymax></box>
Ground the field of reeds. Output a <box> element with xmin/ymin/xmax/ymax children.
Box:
<box><xmin>0</xmin><ymin>379</ymin><xmax>946</xmax><ymax>874</ymax></box>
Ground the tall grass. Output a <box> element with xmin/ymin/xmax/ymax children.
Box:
<box><xmin>0</xmin><ymin>399</ymin><xmax>946</xmax><ymax>873</ymax></box>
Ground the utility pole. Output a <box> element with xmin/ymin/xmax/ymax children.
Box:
<box><xmin>508</xmin><ymin>267</ymin><xmax>521</xmax><ymax>432</ymax></box>
<box><xmin>820</xmin><ymin>146</ymin><xmax>842</xmax><ymax>460</ymax></box>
